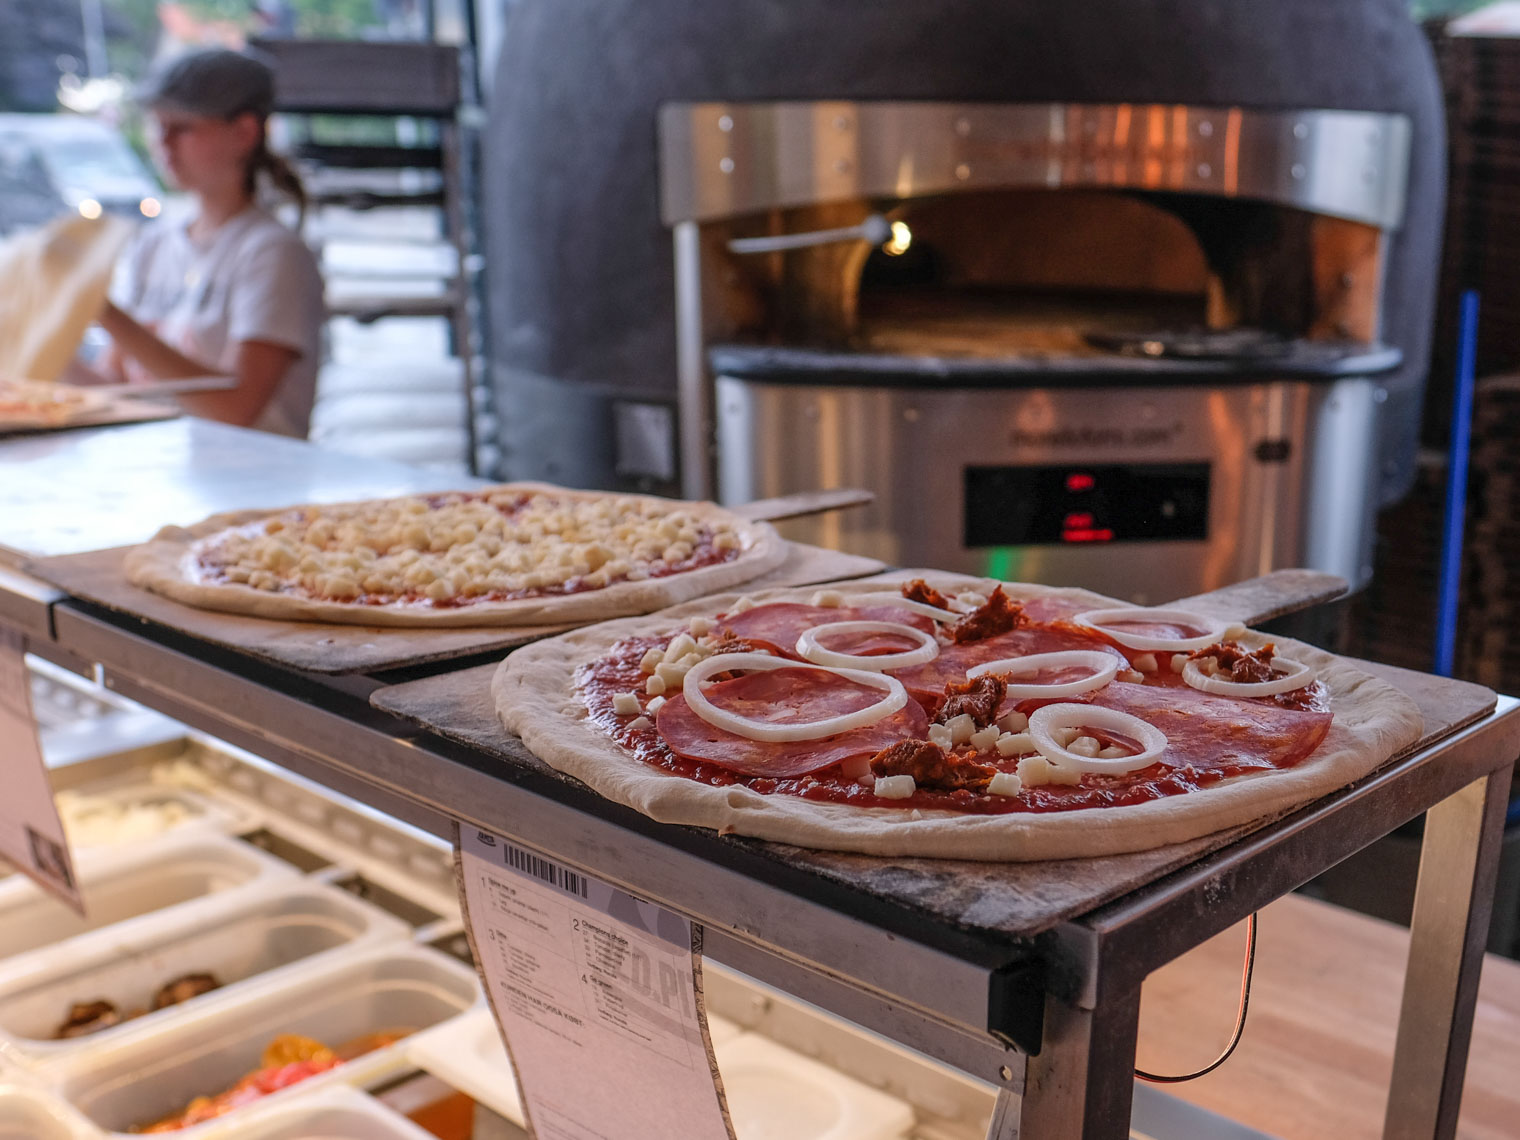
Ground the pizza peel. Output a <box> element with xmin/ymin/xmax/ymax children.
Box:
<box><xmin>367</xmin><ymin>567</ymin><xmax>1495</xmax><ymax>938</ymax></box>
<box><xmin>24</xmin><ymin>540</ymin><xmax>886</xmax><ymax>676</ymax></box>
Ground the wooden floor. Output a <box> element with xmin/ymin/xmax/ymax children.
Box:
<box><xmin>1136</xmin><ymin>893</ymin><xmax>1520</xmax><ymax>1139</ymax></box>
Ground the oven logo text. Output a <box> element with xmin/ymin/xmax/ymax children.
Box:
<box><xmin>1009</xmin><ymin>423</ymin><xmax>1184</xmax><ymax>449</ymax></box>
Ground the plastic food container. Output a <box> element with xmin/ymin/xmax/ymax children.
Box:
<box><xmin>55</xmin><ymin>946</ymin><xmax>481</xmax><ymax>1136</ymax></box>
<box><xmin>0</xmin><ymin>882</ymin><xmax>409</xmax><ymax>1058</ymax></box>
<box><xmin>405</xmin><ymin>1005</ymin><xmax>744</xmax><ymax>1128</ymax></box>
<box><xmin>0</xmin><ymin>835</ymin><xmax>293</xmax><ymax>965</ymax></box>
<box><xmin>0</xmin><ymin>1082</ymin><xmax>103</xmax><ymax>1139</ymax></box>
<box><xmin>190</xmin><ymin>1086</ymin><xmax>438</xmax><ymax>1140</ymax></box>
<box><xmin>715</xmin><ymin>1035</ymin><xmax>915</xmax><ymax>1140</ymax></box>
<box><xmin>54</xmin><ymin>784</ymin><xmax>238</xmax><ymax>849</ymax></box>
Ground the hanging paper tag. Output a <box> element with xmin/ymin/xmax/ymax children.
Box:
<box><xmin>0</xmin><ymin>629</ymin><xmax>81</xmax><ymax>912</ymax></box>
<box><xmin>457</xmin><ymin>825</ymin><xmax>734</xmax><ymax>1140</ymax></box>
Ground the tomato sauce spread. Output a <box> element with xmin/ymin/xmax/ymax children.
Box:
<box><xmin>576</xmin><ymin>604</ymin><xmax>1334</xmax><ymax>815</ymax></box>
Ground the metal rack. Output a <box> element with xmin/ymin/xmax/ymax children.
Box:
<box><xmin>2</xmin><ymin>421</ymin><xmax>1517</xmax><ymax>1139</ymax></box>
<box><xmin>251</xmin><ymin>36</ymin><xmax>493</xmax><ymax>474</ymax></box>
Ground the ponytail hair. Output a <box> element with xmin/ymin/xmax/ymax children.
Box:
<box><xmin>246</xmin><ymin>128</ymin><xmax>307</xmax><ymax>226</ymax></box>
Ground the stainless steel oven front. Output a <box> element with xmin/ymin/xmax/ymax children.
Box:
<box><xmin>716</xmin><ymin>375</ymin><xmax>1383</xmax><ymax>603</ymax></box>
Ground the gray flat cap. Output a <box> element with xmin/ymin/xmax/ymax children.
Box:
<box><xmin>136</xmin><ymin>48</ymin><xmax>275</xmax><ymax>118</ymax></box>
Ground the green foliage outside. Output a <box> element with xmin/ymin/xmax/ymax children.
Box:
<box><xmin>1411</xmin><ymin>0</ymin><xmax>1496</xmax><ymax>18</ymax></box>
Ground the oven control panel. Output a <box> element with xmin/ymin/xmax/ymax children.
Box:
<box><xmin>964</xmin><ymin>463</ymin><xmax>1211</xmax><ymax>546</ymax></box>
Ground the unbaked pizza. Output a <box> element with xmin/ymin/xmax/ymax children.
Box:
<box><xmin>124</xmin><ymin>484</ymin><xmax>787</xmax><ymax>627</ymax></box>
<box><xmin>0</xmin><ymin>378</ymin><xmax>107</xmax><ymax>430</ymax></box>
<box><xmin>493</xmin><ymin>573</ymin><xmax>1423</xmax><ymax>859</ymax></box>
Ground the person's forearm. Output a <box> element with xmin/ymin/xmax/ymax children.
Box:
<box><xmin>99</xmin><ymin>302</ymin><xmax>223</xmax><ymax>381</ymax></box>
<box><xmin>59</xmin><ymin>356</ymin><xmax>115</xmax><ymax>386</ymax></box>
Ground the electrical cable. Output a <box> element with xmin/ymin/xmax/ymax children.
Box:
<box><xmin>1134</xmin><ymin>911</ymin><xmax>1257</xmax><ymax>1084</ymax></box>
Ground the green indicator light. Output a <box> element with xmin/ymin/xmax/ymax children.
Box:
<box><xmin>984</xmin><ymin>547</ymin><xmax>1020</xmax><ymax>580</ymax></box>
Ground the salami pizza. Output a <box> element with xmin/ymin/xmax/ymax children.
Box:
<box><xmin>124</xmin><ymin>484</ymin><xmax>787</xmax><ymax>627</ymax></box>
<box><xmin>493</xmin><ymin>573</ymin><xmax>1423</xmax><ymax>860</ymax></box>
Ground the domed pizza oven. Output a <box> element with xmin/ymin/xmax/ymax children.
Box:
<box><xmin>484</xmin><ymin>0</ymin><xmax>1444</xmax><ymax>602</ymax></box>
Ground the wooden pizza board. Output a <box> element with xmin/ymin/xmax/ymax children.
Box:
<box><xmin>365</xmin><ymin>575</ymin><xmax>1499</xmax><ymax>940</ymax></box>
<box><xmin>23</xmin><ymin>542</ymin><xmax>884</xmax><ymax>676</ymax></box>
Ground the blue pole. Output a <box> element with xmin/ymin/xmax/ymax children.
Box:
<box><xmin>1434</xmin><ymin>289</ymin><xmax>1480</xmax><ymax>678</ymax></box>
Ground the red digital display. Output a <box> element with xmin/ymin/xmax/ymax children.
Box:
<box><xmin>1061</xmin><ymin>527</ymin><xmax>1116</xmax><ymax>543</ymax></box>
<box><xmin>1065</xmin><ymin>473</ymin><xmax>1097</xmax><ymax>493</ymax></box>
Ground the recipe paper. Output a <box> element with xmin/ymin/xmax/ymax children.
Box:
<box><xmin>457</xmin><ymin>825</ymin><xmax>734</xmax><ymax>1140</ymax></box>
<box><xmin>0</xmin><ymin>629</ymin><xmax>82</xmax><ymax>912</ymax></box>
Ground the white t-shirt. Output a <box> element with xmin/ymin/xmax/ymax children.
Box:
<box><xmin>111</xmin><ymin>206</ymin><xmax>324</xmax><ymax>437</ymax></box>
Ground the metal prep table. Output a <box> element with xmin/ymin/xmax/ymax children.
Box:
<box><xmin>2</xmin><ymin>419</ymin><xmax>1516</xmax><ymax>1140</ymax></box>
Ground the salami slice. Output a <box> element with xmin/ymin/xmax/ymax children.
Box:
<box><xmin>715</xmin><ymin>603</ymin><xmax>936</xmax><ymax>659</ymax></box>
<box><xmin>655</xmin><ymin>666</ymin><xmax>928</xmax><ymax>777</ymax></box>
<box><xmin>890</xmin><ymin>625</ymin><xmax>1128</xmax><ymax>709</ymax></box>
<box><xmin>1029</xmin><ymin>680</ymin><xmax>1334</xmax><ymax>775</ymax></box>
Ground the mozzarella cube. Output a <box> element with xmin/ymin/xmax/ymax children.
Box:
<box><xmin>666</xmin><ymin>633</ymin><xmax>697</xmax><ymax>660</ymax></box>
<box><xmin>809</xmin><ymin>589</ymin><xmax>845</xmax><ymax>607</ymax></box>
<box><xmin>987</xmin><ymin>771</ymin><xmax>1023</xmax><ymax>797</ymax></box>
<box><xmin>1017</xmin><ymin>755</ymin><xmax>1054</xmax><ymax>787</ymax></box>
<box><xmin>730</xmin><ymin>595</ymin><xmax>756</xmax><ymax>613</ymax></box>
<box><xmin>1068</xmin><ymin>735</ymin><xmax>1101</xmax><ymax>758</ymax></box>
<box><xmin>1098</xmin><ymin>745</ymin><xmax>1128</xmax><ymax>759</ymax></box>
<box><xmin>647</xmin><ymin>695</ymin><xmax>667</xmax><ymax>715</ymax></box>
<box><xmin>655</xmin><ymin>662</ymin><xmax>687</xmax><ymax>687</ymax></box>
<box><xmin>956</xmin><ymin>591</ymin><xmax>988</xmax><ymax>609</ymax></box>
<box><xmin>626</xmin><ymin>716</ymin><xmax>652</xmax><ymax>732</ymax></box>
<box><xmin>945</xmin><ymin>713</ymin><xmax>976</xmax><ymax>745</ymax></box>
<box><xmin>1052</xmin><ymin>726</ymin><xmax>1079</xmax><ymax>747</ymax></box>
<box><xmin>640</xmin><ymin>647</ymin><xmax>665</xmax><ymax>674</ymax></box>
<box><xmin>644</xmin><ymin>674</ymin><xmax>667</xmax><ymax>696</ymax></box>
<box><xmin>997</xmin><ymin>710</ymin><xmax>1029</xmax><ymax>733</ymax></box>
<box><xmin>1171</xmin><ymin>653</ymin><xmax>1189</xmax><ymax>673</ymax></box>
<box><xmin>612</xmin><ymin>692</ymin><xmax>642</xmax><ymax>717</ymax></box>
<box><xmin>969</xmin><ymin>725</ymin><xmax>1000</xmax><ymax>753</ymax></box>
<box><xmin>927</xmin><ymin>724</ymin><xmax>953</xmax><ymax>750</ymax></box>
<box><xmin>996</xmin><ymin>732</ymin><xmax>1036</xmax><ymax>758</ymax></box>
<box><xmin>688</xmin><ymin>615</ymin><xmax>714</xmax><ymax>637</ymax></box>
<box><xmin>1018</xmin><ymin>755</ymin><xmax>1084</xmax><ymax>787</ymax></box>
<box><xmin>1133</xmin><ymin>653</ymin><xmax>1159</xmax><ymax>673</ymax></box>
<box><xmin>874</xmin><ymin>774</ymin><xmax>916</xmax><ymax>799</ymax></box>
<box><xmin>1119</xmin><ymin>669</ymin><xmax>1145</xmax><ymax>684</ymax></box>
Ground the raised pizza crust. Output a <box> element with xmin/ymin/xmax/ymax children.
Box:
<box><xmin>123</xmin><ymin>483</ymin><xmax>788</xmax><ymax>628</ymax></box>
<box><xmin>493</xmin><ymin>573</ymin><xmax>1424</xmax><ymax>861</ymax></box>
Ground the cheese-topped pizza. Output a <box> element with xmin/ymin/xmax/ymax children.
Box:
<box><xmin>493</xmin><ymin>573</ymin><xmax>1423</xmax><ymax>860</ymax></box>
<box><xmin>0</xmin><ymin>378</ymin><xmax>108</xmax><ymax>430</ymax></box>
<box><xmin>124</xmin><ymin>483</ymin><xmax>787</xmax><ymax>627</ymax></box>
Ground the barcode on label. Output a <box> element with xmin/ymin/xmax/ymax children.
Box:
<box><xmin>26</xmin><ymin>826</ymin><xmax>73</xmax><ymax>891</ymax></box>
<box><xmin>503</xmin><ymin>842</ymin><xmax>589</xmax><ymax>898</ymax></box>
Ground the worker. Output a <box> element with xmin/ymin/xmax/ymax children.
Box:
<box><xmin>91</xmin><ymin>47</ymin><xmax>324</xmax><ymax>437</ymax></box>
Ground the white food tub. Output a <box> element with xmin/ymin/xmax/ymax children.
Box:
<box><xmin>404</xmin><ymin>1005</ymin><xmax>907</xmax><ymax>1140</ymax></box>
<box><xmin>0</xmin><ymin>881</ymin><xmax>408</xmax><ymax>1060</ymax></box>
<box><xmin>715</xmin><ymin>1034</ymin><xmax>915</xmax><ymax>1140</ymax></box>
<box><xmin>189</xmin><ymin>1085</ymin><xmax>439</xmax><ymax>1140</ymax></box>
<box><xmin>53</xmin><ymin>945</ymin><xmax>481</xmax><ymax>1136</ymax></box>
<box><xmin>0</xmin><ymin>834</ymin><xmax>294</xmax><ymax>968</ymax></box>
<box><xmin>0</xmin><ymin>1082</ymin><xmax>103</xmax><ymax>1139</ymax></box>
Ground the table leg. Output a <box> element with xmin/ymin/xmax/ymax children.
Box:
<box><xmin>1383</xmin><ymin>766</ymin><xmax>1512</xmax><ymax>1140</ymax></box>
<box><xmin>1014</xmin><ymin>987</ymin><xmax>1142</xmax><ymax>1139</ymax></box>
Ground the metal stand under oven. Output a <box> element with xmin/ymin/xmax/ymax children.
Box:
<box><xmin>2</xmin><ymin>423</ymin><xmax>1515</xmax><ymax>1140</ymax></box>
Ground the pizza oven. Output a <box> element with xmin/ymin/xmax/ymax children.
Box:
<box><xmin>483</xmin><ymin>0</ymin><xmax>1445</xmax><ymax>603</ymax></box>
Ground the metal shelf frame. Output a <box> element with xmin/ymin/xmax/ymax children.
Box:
<box><xmin>0</xmin><ymin>590</ymin><xmax>1507</xmax><ymax>1139</ymax></box>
